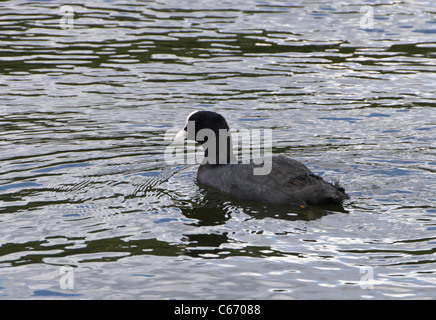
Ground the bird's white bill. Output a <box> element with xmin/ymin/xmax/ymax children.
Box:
<box><xmin>173</xmin><ymin>129</ymin><xmax>187</xmax><ymax>144</ymax></box>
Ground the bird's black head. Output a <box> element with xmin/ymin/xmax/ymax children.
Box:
<box><xmin>175</xmin><ymin>111</ymin><xmax>229</xmax><ymax>143</ymax></box>
<box><xmin>174</xmin><ymin>110</ymin><xmax>235</xmax><ymax>165</ymax></box>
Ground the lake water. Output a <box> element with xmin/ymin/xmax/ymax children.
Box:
<box><xmin>0</xmin><ymin>0</ymin><xmax>435</xmax><ymax>299</ymax></box>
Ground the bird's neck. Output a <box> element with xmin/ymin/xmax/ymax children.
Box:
<box><xmin>202</xmin><ymin>132</ymin><xmax>237</xmax><ymax>165</ymax></box>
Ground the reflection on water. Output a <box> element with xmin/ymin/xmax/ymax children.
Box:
<box><xmin>0</xmin><ymin>0</ymin><xmax>436</xmax><ymax>299</ymax></box>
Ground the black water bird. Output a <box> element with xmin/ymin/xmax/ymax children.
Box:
<box><xmin>174</xmin><ymin>110</ymin><xmax>349</xmax><ymax>207</ymax></box>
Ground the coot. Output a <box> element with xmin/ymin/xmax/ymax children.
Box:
<box><xmin>174</xmin><ymin>110</ymin><xmax>349</xmax><ymax>206</ymax></box>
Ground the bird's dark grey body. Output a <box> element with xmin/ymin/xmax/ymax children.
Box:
<box><xmin>198</xmin><ymin>156</ymin><xmax>348</xmax><ymax>206</ymax></box>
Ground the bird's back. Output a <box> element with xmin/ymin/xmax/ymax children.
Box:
<box><xmin>197</xmin><ymin>156</ymin><xmax>349</xmax><ymax>206</ymax></box>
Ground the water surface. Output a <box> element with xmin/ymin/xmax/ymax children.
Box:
<box><xmin>1</xmin><ymin>0</ymin><xmax>436</xmax><ymax>299</ymax></box>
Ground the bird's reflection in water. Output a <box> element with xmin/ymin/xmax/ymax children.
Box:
<box><xmin>178</xmin><ymin>185</ymin><xmax>348</xmax><ymax>258</ymax></box>
<box><xmin>181</xmin><ymin>184</ymin><xmax>348</xmax><ymax>226</ymax></box>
